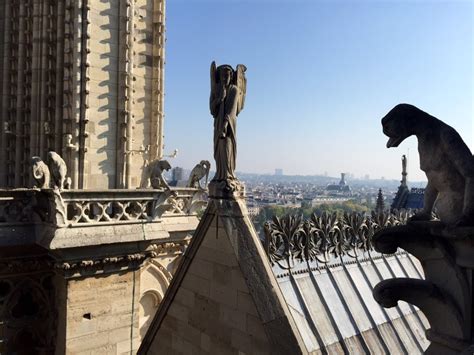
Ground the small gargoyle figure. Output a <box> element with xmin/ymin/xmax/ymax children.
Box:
<box><xmin>141</xmin><ymin>159</ymin><xmax>171</xmax><ymax>190</ymax></box>
<box><xmin>47</xmin><ymin>151</ymin><xmax>68</xmax><ymax>190</ymax></box>
<box><xmin>187</xmin><ymin>160</ymin><xmax>211</xmax><ymax>189</ymax></box>
<box><xmin>382</xmin><ymin>103</ymin><xmax>474</xmax><ymax>226</ymax></box>
<box><xmin>31</xmin><ymin>157</ymin><xmax>51</xmax><ymax>189</ymax></box>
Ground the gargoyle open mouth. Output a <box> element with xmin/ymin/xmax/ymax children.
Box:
<box><xmin>383</xmin><ymin>127</ymin><xmax>405</xmax><ymax>148</ymax></box>
<box><xmin>386</xmin><ymin>136</ymin><xmax>404</xmax><ymax>148</ymax></box>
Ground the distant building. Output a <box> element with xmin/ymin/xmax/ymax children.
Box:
<box><xmin>326</xmin><ymin>173</ymin><xmax>351</xmax><ymax>196</ymax></box>
<box><xmin>172</xmin><ymin>167</ymin><xmax>184</xmax><ymax>182</ymax></box>
<box><xmin>391</xmin><ymin>155</ymin><xmax>425</xmax><ymax>210</ymax></box>
<box><xmin>275</xmin><ymin>168</ymin><xmax>283</xmax><ymax>176</ymax></box>
<box><xmin>247</xmin><ymin>206</ymin><xmax>261</xmax><ymax>216</ymax></box>
<box><xmin>311</xmin><ymin>196</ymin><xmax>351</xmax><ymax>206</ymax></box>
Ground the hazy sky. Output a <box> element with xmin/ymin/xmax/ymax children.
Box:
<box><xmin>163</xmin><ymin>0</ymin><xmax>473</xmax><ymax>181</ymax></box>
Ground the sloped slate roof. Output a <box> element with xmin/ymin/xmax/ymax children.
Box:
<box><xmin>391</xmin><ymin>185</ymin><xmax>425</xmax><ymax>210</ymax></box>
<box><xmin>272</xmin><ymin>253</ymin><xmax>429</xmax><ymax>354</ymax></box>
<box><xmin>404</xmin><ymin>189</ymin><xmax>424</xmax><ymax>209</ymax></box>
<box><xmin>263</xmin><ymin>212</ymin><xmax>430</xmax><ymax>354</ymax></box>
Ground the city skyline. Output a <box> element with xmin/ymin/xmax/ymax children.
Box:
<box><xmin>163</xmin><ymin>0</ymin><xmax>473</xmax><ymax>182</ymax></box>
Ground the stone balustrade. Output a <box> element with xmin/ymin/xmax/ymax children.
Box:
<box><xmin>0</xmin><ymin>188</ymin><xmax>206</xmax><ymax>249</ymax></box>
<box><xmin>0</xmin><ymin>188</ymin><xmax>206</xmax><ymax>226</ymax></box>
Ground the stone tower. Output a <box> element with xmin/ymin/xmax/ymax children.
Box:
<box><xmin>0</xmin><ymin>0</ymin><xmax>166</xmax><ymax>189</ymax></box>
<box><xmin>0</xmin><ymin>1</ymin><xmax>207</xmax><ymax>353</ymax></box>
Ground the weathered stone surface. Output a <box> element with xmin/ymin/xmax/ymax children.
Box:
<box><xmin>209</xmin><ymin>62</ymin><xmax>247</xmax><ymax>193</ymax></box>
<box><xmin>378</xmin><ymin>102</ymin><xmax>474</xmax><ymax>352</ymax></box>
<box><xmin>58</xmin><ymin>272</ymin><xmax>141</xmax><ymax>354</ymax></box>
<box><xmin>373</xmin><ymin>212</ymin><xmax>474</xmax><ymax>352</ymax></box>
<box><xmin>187</xmin><ymin>160</ymin><xmax>211</xmax><ymax>189</ymax></box>
<box><xmin>0</xmin><ymin>0</ymin><xmax>166</xmax><ymax>189</ymax></box>
<box><xmin>382</xmin><ymin>104</ymin><xmax>474</xmax><ymax>226</ymax></box>
<box><xmin>139</xmin><ymin>197</ymin><xmax>307</xmax><ymax>354</ymax></box>
<box><xmin>0</xmin><ymin>1</ymin><xmax>192</xmax><ymax>354</ymax></box>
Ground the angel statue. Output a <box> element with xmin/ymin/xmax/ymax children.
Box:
<box><xmin>209</xmin><ymin>61</ymin><xmax>247</xmax><ymax>193</ymax></box>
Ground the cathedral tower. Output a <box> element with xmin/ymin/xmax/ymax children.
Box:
<box><xmin>0</xmin><ymin>0</ymin><xmax>166</xmax><ymax>189</ymax></box>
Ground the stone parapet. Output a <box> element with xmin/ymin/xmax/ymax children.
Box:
<box><xmin>0</xmin><ymin>187</ymin><xmax>204</xmax><ymax>249</ymax></box>
<box><xmin>0</xmin><ymin>186</ymin><xmax>204</xmax><ymax>354</ymax></box>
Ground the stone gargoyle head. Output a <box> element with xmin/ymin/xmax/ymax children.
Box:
<box><xmin>381</xmin><ymin>103</ymin><xmax>419</xmax><ymax>148</ymax></box>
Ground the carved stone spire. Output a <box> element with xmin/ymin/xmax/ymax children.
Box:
<box><xmin>376</xmin><ymin>188</ymin><xmax>385</xmax><ymax>214</ymax></box>
<box><xmin>401</xmin><ymin>154</ymin><xmax>407</xmax><ymax>187</ymax></box>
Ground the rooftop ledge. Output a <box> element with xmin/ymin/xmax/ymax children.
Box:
<box><xmin>0</xmin><ymin>188</ymin><xmax>206</xmax><ymax>249</ymax></box>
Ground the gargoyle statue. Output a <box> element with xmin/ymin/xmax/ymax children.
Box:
<box><xmin>47</xmin><ymin>151</ymin><xmax>68</xmax><ymax>190</ymax></box>
<box><xmin>187</xmin><ymin>160</ymin><xmax>211</xmax><ymax>189</ymax></box>
<box><xmin>142</xmin><ymin>159</ymin><xmax>171</xmax><ymax>190</ymax></box>
<box><xmin>31</xmin><ymin>157</ymin><xmax>51</xmax><ymax>189</ymax></box>
<box><xmin>382</xmin><ymin>103</ymin><xmax>474</xmax><ymax>226</ymax></box>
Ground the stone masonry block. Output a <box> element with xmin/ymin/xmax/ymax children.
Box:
<box><xmin>247</xmin><ymin>314</ymin><xmax>268</xmax><ymax>341</ymax></box>
<box><xmin>201</xmin><ymin>227</ymin><xmax>232</xmax><ymax>252</ymax></box>
<box><xmin>237</xmin><ymin>290</ymin><xmax>259</xmax><ymax>317</ymax></box>
<box><xmin>106</xmin><ymin>326</ymin><xmax>131</xmax><ymax>344</ymax></box>
<box><xmin>197</xmin><ymin>245</ymin><xmax>239</xmax><ymax>267</ymax></box>
<box><xmin>188</xmin><ymin>258</ymin><xmax>213</xmax><ymax>280</ymax></box>
<box><xmin>231</xmin><ymin>267</ymin><xmax>249</xmax><ymax>292</ymax></box>
<box><xmin>67</xmin><ymin>318</ymin><xmax>97</xmax><ymax>338</ymax></box>
<box><xmin>175</xmin><ymin>319</ymin><xmax>202</xmax><ymax>345</ymax></box>
<box><xmin>231</xmin><ymin>328</ymin><xmax>270</xmax><ymax>355</ymax></box>
<box><xmin>67</xmin><ymin>332</ymin><xmax>110</xmax><ymax>351</ymax></box>
<box><xmin>174</xmin><ymin>287</ymin><xmax>195</xmax><ymax>308</ymax></box>
<box><xmin>181</xmin><ymin>273</ymin><xmax>210</xmax><ymax>297</ymax></box>
<box><xmin>219</xmin><ymin>304</ymin><xmax>247</xmax><ymax>333</ymax></box>
<box><xmin>209</xmin><ymin>281</ymin><xmax>237</xmax><ymax>308</ymax></box>
<box><xmin>212</xmin><ymin>263</ymin><xmax>233</xmax><ymax>287</ymax></box>
<box><xmin>167</xmin><ymin>302</ymin><xmax>189</xmax><ymax>323</ymax></box>
<box><xmin>188</xmin><ymin>294</ymin><xmax>219</xmax><ymax>331</ymax></box>
<box><xmin>209</xmin><ymin>338</ymin><xmax>235</xmax><ymax>355</ymax></box>
<box><xmin>201</xmin><ymin>333</ymin><xmax>211</xmax><ymax>352</ymax></box>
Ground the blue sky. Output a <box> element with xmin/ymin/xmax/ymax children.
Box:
<box><xmin>163</xmin><ymin>0</ymin><xmax>473</xmax><ymax>181</ymax></box>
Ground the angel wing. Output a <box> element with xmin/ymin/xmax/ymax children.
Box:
<box><xmin>235</xmin><ymin>64</ymin><xmax>247</xmax><ymax>115</ymax></box>
<box><xmin>202</xmin><ymin>160</ymin><xmax>211</xmax><ymax>186</ymax></box>
<box><xmin>209</xmin><ymin>61</ymin><xmax>218</xmax><ymax>117</ymax></box>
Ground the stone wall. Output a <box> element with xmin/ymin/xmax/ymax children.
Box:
<box><xmin>141</xmin><ymin>199</ymin><xmax>306</xmax><ymax>355</ymax></box>
<box><xmin>0</xmin><ymin>255</ymin><xmax>57</xmax><ymax>354</ymax></box>
<box><xmin>60</xmin><ymin>272</ymin><xmax>141</xmax><ymax>354</ymax></box>
<box><xmin>53</xmin><ymin>249</ymin><xmax>183</xmax><ymax>354</ymax></box>
<box><xmin>0</xmin><ymin>0</ymin><xmax>166</xmax><ymax>189</ymax></box>
<box><xmin>151</xmin><ymin>217</ymin><xmax>272</xmax><ymax>354</ymax></box>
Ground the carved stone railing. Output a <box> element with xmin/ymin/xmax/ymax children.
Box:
<box><xmin>57</xmin><ymin>188</ymin><xmax>206</xmax><ymax>227</ymax></box>
<box><xmin>263</xmin><ymin>210</ymin><xmax>412</xmax><ymax>270</ymax></box>
<box><xmin>0</xmin><ymin>188</ymin><xmax>207</xmax><ymax>228</ymax></box>
<box><xmin>0</xmin><ymin>189</ymin><xmax>40</xmax><ymax>225</ymax></box>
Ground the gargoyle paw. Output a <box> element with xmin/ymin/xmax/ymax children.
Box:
<box><xmin>409</xmin><ymin>212</ymin><xmax>432</xmax><ymax>222</ymax></box>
